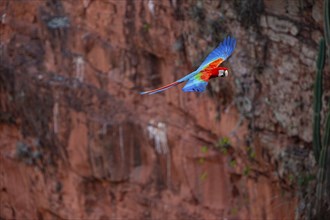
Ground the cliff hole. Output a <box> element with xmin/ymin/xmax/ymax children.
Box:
<box><xmin>146</xmin><ymin>53</ymin><xmax>162</xmax><ymax>87</ymax></box>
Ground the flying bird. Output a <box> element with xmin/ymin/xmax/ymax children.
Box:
<box><xmin>140</xmin><ymin>36</ymin><xmax>236</xmax><ymax>95</ymax></box>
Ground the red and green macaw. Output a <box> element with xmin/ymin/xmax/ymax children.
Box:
<box><xmin>141</xmin><ymin>36</ymin><xmax>236</xmax><ymax>95</ymax></box>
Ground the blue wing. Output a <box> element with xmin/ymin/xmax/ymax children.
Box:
<box><xmin>182</xmin><ymin>78</ymin><xmax>208</xmax><ymax>92</ymax></box>
<box><xmin>196</xmin><ymin>36</ymin><xmax>236</xmax><ymax>72</ymax></box>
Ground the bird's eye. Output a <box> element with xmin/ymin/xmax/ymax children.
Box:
<box><xmin>218</xmin><ymin>70</ymin><xmax>228</xmax><ymax>77</ymax></box>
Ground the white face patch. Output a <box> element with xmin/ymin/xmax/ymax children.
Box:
<box><xmin>218</xmin><ymin>70</ymin><xmax>228</xmax><ymax>77</ymax></box>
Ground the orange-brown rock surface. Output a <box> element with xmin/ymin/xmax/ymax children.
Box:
<box><xmin>0</xmin><ymin>0</ymin><xmax>329</xmax><ymax>219</ymax></box>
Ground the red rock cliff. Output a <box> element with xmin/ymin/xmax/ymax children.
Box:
<box><xmin>0</xmin><ymin>0</ymin><xmax>329</xmax><ymax>219</ymax></box>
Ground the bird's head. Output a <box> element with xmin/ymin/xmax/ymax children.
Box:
<box><xmin>217</xmin><ymin>68</ymin><xmax>229</xmax><ymax>77</ymax></box>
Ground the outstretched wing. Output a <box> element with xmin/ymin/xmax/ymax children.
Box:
<box><xmin>196</xmin><ymin>36</ymin><xmax>236</xmax><ymax>72</ymax></box>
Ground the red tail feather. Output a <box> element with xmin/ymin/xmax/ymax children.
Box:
<box><xmin>140</xmin><ymin>81</ymin><xmax>182</xmax><ymax>95</ymax></box>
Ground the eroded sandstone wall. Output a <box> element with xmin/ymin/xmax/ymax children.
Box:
<box><xmin>0</xmin><ymin>0</ymin><xmax>329</xmax><ymax>219</ymax></box>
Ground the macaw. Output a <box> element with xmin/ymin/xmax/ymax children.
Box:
<box><xmin>140</xmin><ymin>36</ymin><xmax>236</xmax><ymax>95</ymax></box>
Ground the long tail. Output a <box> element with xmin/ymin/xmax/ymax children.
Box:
<box><xmin>140</xmin><ymin>81</ymin><xmax>183</xmax><ymax>95</ymax></box>
<box><xmin>140</xmin><ymin>70</ymin><xmax>198</xmax><ymax>95</ymax></box>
